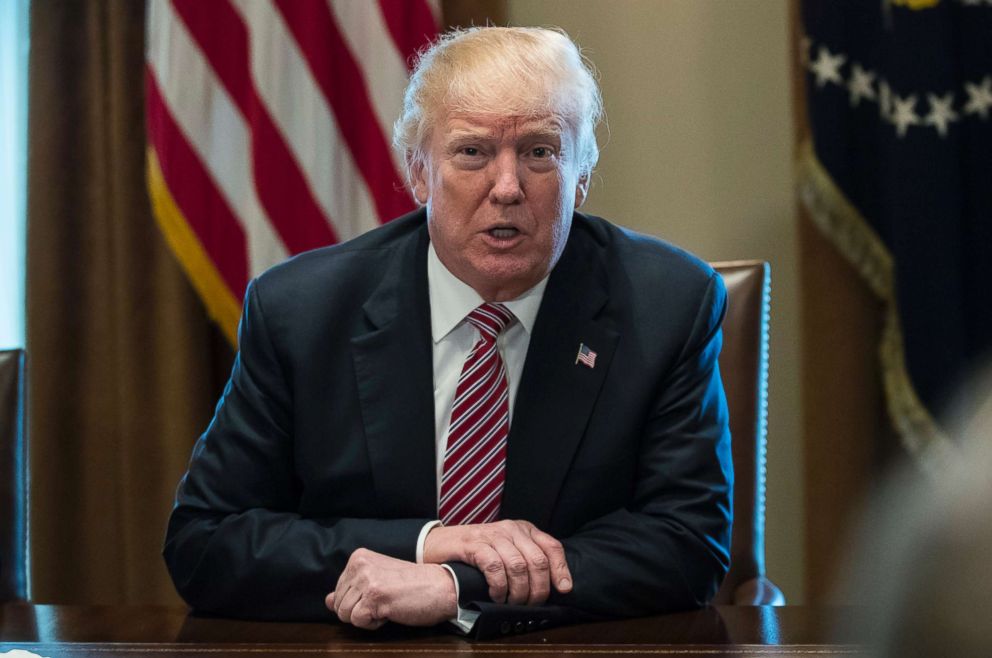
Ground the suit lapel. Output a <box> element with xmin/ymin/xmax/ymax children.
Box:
<box><xmin>502</xmin><ymin>220</ymin><xmax>620</xmax><ymax>528</ymax></box>
<box><xmin>351</xmin><ymin>223</ymin><xmax>438</xmax><ymax>519</ymax></box>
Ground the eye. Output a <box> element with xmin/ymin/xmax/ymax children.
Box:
<box><xmin>531</xmin><ymin>146</ymin><xmax>554</xmax><ymax>159</ymax></box>
<box><xmin>449</xmin><ymin>143</ymin><xmax>488</xmax><ymax>170</ymax></box>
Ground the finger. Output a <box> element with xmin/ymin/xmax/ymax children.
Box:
<box><xmin>350</xmin><ymin>598</ymin><xmax>385</xmax><ymax>630</ymax></box>
<box><xmin>331</xmin><ymin>561</ymin><xmax>355</xmax><ymax>612</ymax></box>
<box><xmin>493</xmin><ymin>537</ymin><xmax>530</xmax><ymax>605</ymax></box>
<box><xmin>530</xmin><ymin>528</ymin><xmax>572</xmax><ymax>593</ymax></box>
<box><xmin>335</xmin><ymin>585</ymin><xmax>364</xmax><ymax>624</ymax></box>
<box><xmin>325</xmin><ymin>592</ymin><xmax>336</xmax><ymax>611</ymax></box>
<box><xmin>467</xmin><ymin>542</ymin><xmax>508</xmax><ymax>602</ymax></box>
<box><xmin>510</xmin><ymin>534</ymin><xmax>551</xmax><ymax>605</ymax></box>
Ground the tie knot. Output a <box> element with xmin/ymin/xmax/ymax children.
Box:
<box><xmin>466</xmin><ymin>303</ymin><xmax>514</xmax><ymax>340</ymax></box>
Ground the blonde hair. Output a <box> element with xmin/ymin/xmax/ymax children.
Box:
<box><xmin>393</xmin><ymin>26</ymin><xmax>603</xmax><ymax>187</ymax></box>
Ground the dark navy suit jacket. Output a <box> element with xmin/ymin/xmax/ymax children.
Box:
<box><xmin>164</xmin><ymin>209</ymin><xmax>733</xmax><ymax>638</ymax></box>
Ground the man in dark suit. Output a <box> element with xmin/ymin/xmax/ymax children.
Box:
<box><xmin>164</xmin><ymin>26</ymin><xmax>732</xmax><ymax>638</ymax></box>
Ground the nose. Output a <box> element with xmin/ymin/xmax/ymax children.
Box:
<box><xmin>489</xmin><ymin>150</ymin><xmax>524</xmax><ymax>205</ymax></box>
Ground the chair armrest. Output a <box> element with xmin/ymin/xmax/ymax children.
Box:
<box><xmin>732</xmin><ymin>576</ymin><xmax>786</xmax><ymax>606</ymax></box>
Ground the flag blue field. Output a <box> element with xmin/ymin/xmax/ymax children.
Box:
<box><xmin>798</xmin><ymin>0</ymin><xmax>992</xmax><ymax>462</ymax></box>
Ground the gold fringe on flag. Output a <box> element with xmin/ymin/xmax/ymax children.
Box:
<box><xmin>796</xmin><ymin>139</ymin><xmax>955</xmax><ymax>474</ymax></box>
<box><xmin>146</xmin><ymin>147</ymin><xmax>241</xmax><ymax>347</ymax></box>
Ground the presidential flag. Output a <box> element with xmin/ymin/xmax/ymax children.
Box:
<box><xmin>145</xmin><ymin>0</ymin><xmax>439</xmax><ymax>345</ymax></box>
<box><xmin>798</xmin><ymin>0</ymin><xmax>992</xmax><ymax>465</ymax></box>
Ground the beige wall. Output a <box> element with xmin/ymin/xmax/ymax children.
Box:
<box><xmin>507</xmin><ymin>0</ymin><xmax>802</xmax><ymax>601</ymax></box>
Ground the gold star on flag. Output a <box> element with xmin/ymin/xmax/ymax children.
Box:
<box><xmin>963</xmin><ymin>76</ymin><xmax>992</xmax><ymax>120</ymax></box>
<box><xmin>924</xmin><ymin>93</ymin><xmax>959</xmax><ymax>137</ymax></box>
<box><xmin>808</xmin><ymin>46</ymin><xmax>846</xmax><ymax>88</ymax></box>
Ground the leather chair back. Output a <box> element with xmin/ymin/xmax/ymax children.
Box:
<box><xmin>0</xmin><ymin>348</ymin><xmax>27</xmax><ymax>601</ymax></box>
<box><xmin>710</xmin><ymin>262</ymin><xmax>784</xmax><ymax>605</ymax></box>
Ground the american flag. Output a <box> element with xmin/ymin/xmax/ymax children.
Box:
<box><xmin>575</xmin><ymin>343</ymin><xmax>597</xmax><ymax>369</ymax></box>
<box><xmin>145</xmin><ymin>0</ymin><xmax>439</xmax><ymax>345</ymax></box>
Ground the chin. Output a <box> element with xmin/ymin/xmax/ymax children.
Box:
<box><xmin>477</xmin><ymin>264</ymin><xmax>544</xmax><ymax>295</ymax></box>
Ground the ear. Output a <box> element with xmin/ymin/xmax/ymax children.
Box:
<box><xmin>411</xmin><ymin>158</ymin><xmax>430</xmax><ymax>205</ymax></box>
<box><xmin>573</xmin><ymin>173</ymin><xmax>589</xmax><ymax>209</ymax></box>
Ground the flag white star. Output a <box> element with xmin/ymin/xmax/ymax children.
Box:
<box><xmin>923</xmin><ymin>92</ymin><xmax>959</xmax><ymax>137</ymax></box>
<box><xmin>848</xmin><ymin>63</ymin><xmax>877</xmax><ymax>107</ymax></box>
<box><xmin>891</xmin><ymin>93</ymin><xmax>920</xmax><ymax>137</ymax></box>
<box><xmin>809</xmin><ymin>45</ymin><xmax>846</xmax><ymax>88</ymax></box>
<box><xmin>963</xmin><ymin>76</ymin><xmax>992</xmax><ymax>119</ymax></box>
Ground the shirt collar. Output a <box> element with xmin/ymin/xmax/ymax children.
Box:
<box><xmin>428</xmin><ymin>242</ymin><xmax>549</xmax><ymax>343</ymax></box>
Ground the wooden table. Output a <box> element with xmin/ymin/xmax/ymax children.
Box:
<box><xmin>0</xmin><ymin>604</ymin><xmax>866</xmax><ymax>657</ymax></box>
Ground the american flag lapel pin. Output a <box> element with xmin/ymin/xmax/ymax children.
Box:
<box><xmin>575</xmin><ymin>343</ymin><xmax>597</xmax><ymax>368</ymax></box>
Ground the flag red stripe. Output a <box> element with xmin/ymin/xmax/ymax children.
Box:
<box><xmin>145</xmin><ymin>68</ymin><xmax>249</xmax><ymax>298</ymax></box>
<box><xmin>377</xmin><ymin>0</ymin><xmax>438</xmax><ymax>71</ymax></box>
<box><xmin>170</xmin><ymin>0</ymin><xmax>339</xmax><ymax>252</ymax></box>
<box><xmin>273</xmin><ymin>0</ymin><xmax>415</xmax><ymax>223</ymax></box>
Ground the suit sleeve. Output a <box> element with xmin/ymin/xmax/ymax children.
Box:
<box><xmin>163</xmin><ymin>279</ymin><xmax>432</xmax><ymax>621</ymax></box>
<box><xmin>454</xmin><ymin>272</ymin><xmax>733</xmax><ymax>638</ymax></box>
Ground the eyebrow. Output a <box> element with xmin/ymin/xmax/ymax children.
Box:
<box><xmin>443</xmin><ymin>124</ymin><xmax>564</xmax><ymax>144</ymax></box>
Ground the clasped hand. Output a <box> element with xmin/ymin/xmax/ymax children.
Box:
<box><xmin>424</xmin><ymin>519</ymin><xmax>572</xmax><ymax>605</ymax></box>
<box><xmin>325</xmin><ymin>549</ymin><xmax>456</xmax><ymax>629</ymax></box>
<box><xmin>326</xmin><ymin>520</ymin><xmax>572</xmax><ymax>628</ymax></box>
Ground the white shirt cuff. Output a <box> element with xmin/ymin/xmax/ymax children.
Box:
<box><xmin>416</xmin><ymin>521</ymin><xmax>478</xmax><ymax>633</ymax></box>
<box><xmin>415</xmin><ymin>520</ymin><xmax>443</xmax><ymax>564</ymax></box>
<box><xmin>440</xmin><ymin>564</ymin><xmax>480</xmax><ymax>633</ymax></box>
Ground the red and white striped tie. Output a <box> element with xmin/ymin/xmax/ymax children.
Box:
<box><xmin>438</xmin><ymin>303</ymin><xmax>515</xmax><ymax>526</ymax></box>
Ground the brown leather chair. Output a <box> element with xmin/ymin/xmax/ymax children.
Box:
<box><xmin>710</xmin><ymin>262</ymin><xmax>785</xmax><ymax>605</ymax></box>
<box><xmin>0</xmin><ymin>348</ymin><xmax>27</xmax><ymax>601</ymax></box>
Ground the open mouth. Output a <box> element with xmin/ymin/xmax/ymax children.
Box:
<box><xmin>488</xmin><ymin>227</ymin><xmax>519</xmax><ymax>239</ymax></box>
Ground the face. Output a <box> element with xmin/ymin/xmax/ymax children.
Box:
<box><xmin>411</xmin><ymin>112</ymin><xmax>588</xmax><ymax>302</ymax></box>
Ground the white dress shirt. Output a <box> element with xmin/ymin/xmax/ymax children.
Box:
<box><xmin>416</xmin><ymin>242</ymin><xmax>549</xmax><ymax>631</ymax></box>
<box><xmin>428</xmin><ymin>242</ymin><xmax>548</xmax><ymax>494</ymax></box>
